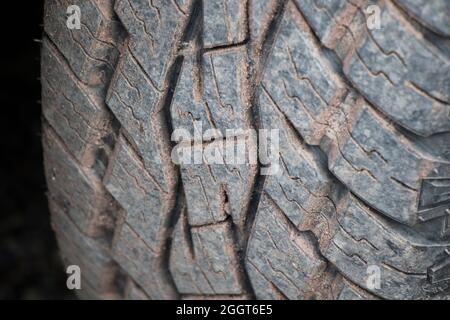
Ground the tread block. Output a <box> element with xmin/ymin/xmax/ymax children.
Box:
<box><xmin>43</xmin><ymin>125</ymin><xmax>114</xmax><ymax>236</ymax></box>
<box><xmin>106</xmin><ymin>48</ymin><xmax>175</xmax><ymax>191</ymax></box>
<box><xmin>257</xmin><ymin>76</ymin><xmax>450</xmax><ymax>299</ymax></box>
<box><xmin>169</xmin><ymin>211</ymin><xmax>219</xmax><ymax>295</ymax></box>
<box><xmin>295</xmin><ymin>0</ymin><xmax>450</xmax><ymax>136</ymax></box>
<box><xmin>104</xmin><ymin>136</ymin><xmax>170</xmax><ymax>253</ymax></box>
<box><xmin>323</xmin><ymin>194</ymin><xmax>450</xmax><ymax>299</ymax></box>
<box><xmin>171</xmin><ymin>48</ymin><xmax>256</xmax><ymax>229</ymax></box>
<box><xmin>292</xmin><ymin>0</ymin><xmax>368</xmax><ymax>61</ymax></box>
<box><xmin>328</xmin><ymin>101</ymin><xmax>423</xmax><ymax>226</ymax></box>
<box><xmin>394</xmin><ymin>0</ymin><xmax>450</xmax><ymax>36</ymax></box>
<box><xmin>169</xmin><ymin>212</ymin><xmax>244</xmax><ymax>295</ymax></box>
<box><xmin>170</xmin><ymin>212</ymin><xmax>246</xmax><ymax>295</ymax></box>
<box><xmin>292</xmin><ymin>0</ymin><xmax>349</xmax><ymax>45</ymax></box>
<box><xmin>261</xmin><ymin>1</ymin><xmax>347</xmax><ymax>145</ymax></box>
<box><xmin>259</xmin><ymin>88</ymin><xmax>336</xmax><ymax>232</ymax></box>
<box><xmin>44</xmin><ymin>0</ymin><xmax>122</xmax><ymax>85</ymax></box>
<box><xmin>171</xmin><ymin>49</ymin><xmax>251</xmax><ymax>138</ymax></box>
<box><xmin>114</xmin><ymin>0</ymin><xmax>191</xmax><ymax>88</ymax></box>
<box><xmin>329</xmin><ymin>99</ymin><xmax>450</xmax><ymax>234</ymax></box>
<box><xmin>112</xmin><ymin>222</ymin><xmax>177</xmax><ymax>299</ymax></box>
<box><xmin>343</xmin><ymin>2</ymin><xmax>450</xmax><ymax>136</ymax></box>
<box><xmin>428</xmin><ymin>252</ymin><xmax>450</xmax><ymax>284</ymax></box>
<box><xmin>249</xmin><ymin>0</ymin><xmax>277</xmax><ymax>42</ymax></box>
<box><xmin>177</xmin><ymin>136</ymin><xmax>257</xmax><ymax>227</ymax></box>
<box><xmin>203</xmin><ymin>0</ymin><xmax>247</xmax><ymax>47</ymax></box>
<box><xmin>417</xmin><ymin>177</ymin><xmax>450</xmax><ymax>239</ymax></box>
<box><xmin>51</xmin><ymin>202</ymin><xmax>120</xmax><ymax>297</ymax></box>
<box><xmin>42</xmin><ymin>38</ymin><xmax>115</xmax><ymax>171</ymax></box>
<box><xmin>246</xmin><ymin>194</ymin><xmax>336</xmax><ymax>300</ymax></box>
<box><xmin>260</xmin><ymin>2</ymin><xmax>449</xmax><ymax>233</ymax></box>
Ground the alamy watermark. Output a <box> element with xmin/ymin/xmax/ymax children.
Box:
<box><xmin>171</xmin><ymin>121</ymin><xmax>280</xmax><ymax>176</ymax></box>
<box><xmin>66</xmin><ymin>5</ymin><xmax>81</xmax><ymax>30</ymax></box>
<box><xmin>366</xmin><ymin>265</ymin><xmax>381</xmax><ymax>290</ymax></box>
<box><xmin>66</xmin><ymin>265</ymin><xmax>81</xmax><ymax>290</ymax></box>
<box><xmin>366</xmin><ymin>5</ymin><xmax>381</xmax><ymax>30</ymax></box>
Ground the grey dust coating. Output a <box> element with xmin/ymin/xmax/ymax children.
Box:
<box><xmin>41</xmin><ymin>0</ymin><xmax>449</xmax><ymax>300</ymax></box>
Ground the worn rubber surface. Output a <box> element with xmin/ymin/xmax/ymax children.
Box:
<box><xmin>42</xmin><ymin>0</ymin><xmax>450</xmax><ymax>299</ymax></box>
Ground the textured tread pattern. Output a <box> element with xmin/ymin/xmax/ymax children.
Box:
<box><xmin>246</xmin><ymin>194</ymin><xmax>338</xmax><ymax>300</ymax></box>
<box><xmin>42</xmin><ymin>39</ymin><xmax>117</xmax><ymax>177</ymax></box>
<box><xmin>111</xmin><ymin>218</ymin><xmax>177</xmax><ymax>299</ymax></box>
<box><xmin>203</xmin><ymin>0</ymin><xmax>247</xmax><ymax>48</ymax></box>
<box><xmin>52</xmin><ymin>204</ymin><xmax>122</xmax><ymax>300</ymax></box>
<box><xmin>170</xmin><ymin>210</ymin><xmax>247</xmax><ymax>295</ymax></box>
<box><xmin>259</xmin><ymin>1</ymin><xmax>450</xmax><ymax>238</ymax></box>
<box><xmin>43</xmin><ymin>0</ymin><xmax>124</xmax><ymax>299</ymax></box>
<box><xmin>294</xmin><ymin>0</ymin><xmax>450</xmax><ymax>137</ymax></box>
<box><xmin>394</xmin><ymin>0</ymin><xmax>450</xmax><ymax>37</ymax></box>
<box><xmin>42</xmin><ymin>0</ymin><xmax>450</xmax><ymax>300</ymax></box>
<box><xmin>248</xmin><ymin>72</ymin><xmax>449</xmax><ymax>298</ymax></box>
<box><xmin>114</xmin><ymin>0</ymin><xmax>190</xmax><ymax>89</ymax></box>
<box><xmin>102</xmin><ymin>0</ymin><xmax>195</xmax><ymax>299</ymax></box>
<box><xmin>167</xmin><ymin>1</ymin><xmax>256</xmax><ymax>296</ymax></box>
<box><xmin>44</xmin><ymin>0</ymin><xmax>123</xmax><ymax>86</ymax></box>
<box><xmin>43</xmin><ymin>124</ymin><xmax>116</xmax><ymax>236</ymax></box>
<box><xmin>323</xmin><ymin>194</ymin><xmax>449</xmax><ymax>299</ymax></box>
<box><xmin>171</xmin><ymin>48</ymin><xmax>257</xmax><ymax>232</ymax></box>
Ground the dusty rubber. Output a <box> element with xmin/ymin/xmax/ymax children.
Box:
<box><xmin>42</xmin><ymin>0</ymin><xmax>450</xmax><ymax>300</ymax></box>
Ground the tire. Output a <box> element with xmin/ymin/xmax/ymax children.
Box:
<box><xmin>42</xmin><ymin>0</ymin><xmax>450</xmax><ymax>300</ymax></box>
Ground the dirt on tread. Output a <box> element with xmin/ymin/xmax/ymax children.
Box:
<box><xmin>42</xmin><ymin>0</ymin><xmax>450</xmax><ymax>300</ymax></box>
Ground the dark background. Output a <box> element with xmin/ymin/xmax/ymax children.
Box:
<box><xmin>0</xmin><ymin>2</ymin><xmax>73</xmax><ymax>299</ymax></box>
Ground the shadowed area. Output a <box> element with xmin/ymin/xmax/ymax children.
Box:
<box><xmin>0</xmin><ymin>1</ymin><xmax>74</xmax><ymax>299</ymax></box>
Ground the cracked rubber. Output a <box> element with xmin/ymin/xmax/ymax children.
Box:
<box><xmin>42</xmin><ymin>0</ymin><xmax>450</xmax><ymax>300</ymax></box>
